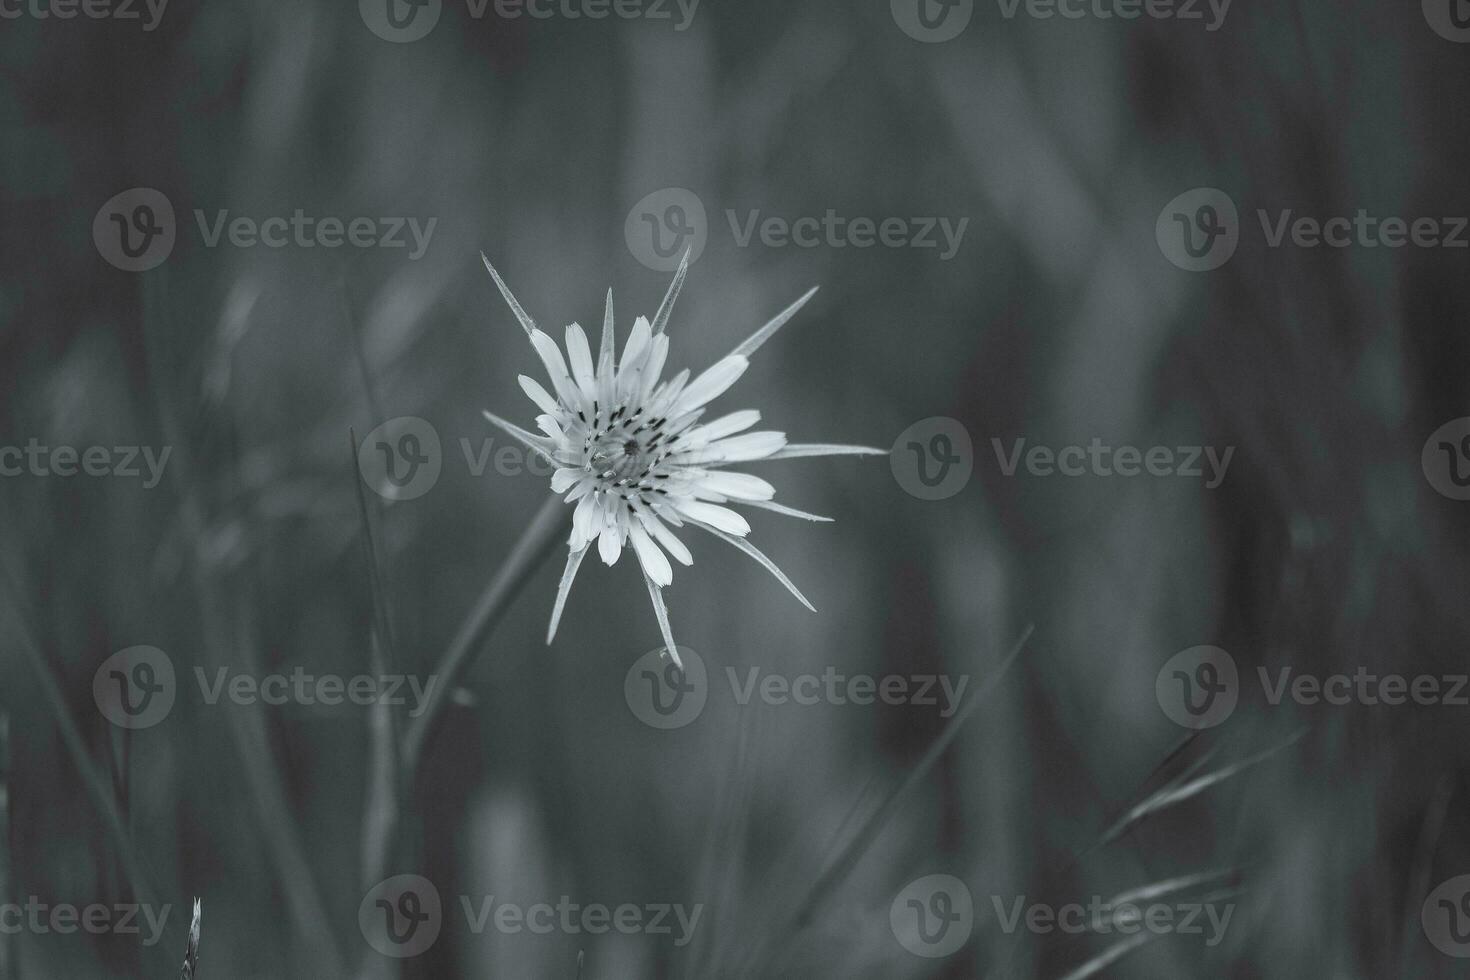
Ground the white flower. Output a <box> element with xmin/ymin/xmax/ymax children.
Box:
<box><xmin>481</xmin><ymin>252</ymin><xmax>882</xmax><ymax>667</ymax></box>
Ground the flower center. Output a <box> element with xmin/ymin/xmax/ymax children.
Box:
<box><xmin>587</xmin><ymin>431</ymin><xmax>654</xmax><ymax>484</ymax></box>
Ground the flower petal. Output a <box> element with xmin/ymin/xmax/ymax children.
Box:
<box><xmin>629</xmin><ymin>523</ymin><xmax>673</xmax><ymax>587</ymax></box>
<box><xmin>672</xmin><ymin>355</ymin><xmax>748</xmax><ymax>416</ymax></box>
<box><xmin>684</xmin><ymin>431</ymin><xmax>787</xmax><ymax>466</ymax></box>
<box><xmin>638</xmin><ymin>508</ymin><xmax>693</xmax><ymax>565</ymax></box>
<box><xmin>598</xmin><ymin>525</ymin><xmax>623</xmax><ymax>565</ymax></box>
<box><xmin>621</xmin><ymin>315</ymin><xmax>652</xmax><ymax>375</ymax></box>
<box><xmin>530</xmin><ymin>329</ymin><xmax>585</xmax><ymax>412</ymax></box>
<box><xmin>762</xmin><ymin>444</ymin><xmax>887</xmax><ymax>460</ymax></box>
<box><xmin>691</xmin><ymin>410</ymin><xmax>760</xmax><ymax>444</ymax></box>
<box><xmin>518</xmin><ymin>375</ymin><xmax>560</xmax><ymax>417</ymax></box>
<box><xmin>696</xmin><ymin>471</ymin><xmax>776</xmax><ymax>501</ymax></box>
<box><xmin>566</xmin><ymin>323</ymin><xmax>597</xmax><ymax>398</ymax></box>
<box><xmin>551</xmin><ymin>467</ymin><xmax>580</xmax><ymax>493</ymax></box>
<box><xmin>671</xmin><ymin>499</ymin><xmax>750</xmax><ymax>536</ymax></box>
<box><xmin>570</xmin><ymin>493</ymin><xmax>598</xmax><ymax>548</ymax></box>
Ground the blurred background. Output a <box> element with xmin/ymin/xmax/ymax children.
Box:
<box><xmin>3</xmin><ymin>0</ymin><xmax>1470</xmax><ymax>976</ymax></box>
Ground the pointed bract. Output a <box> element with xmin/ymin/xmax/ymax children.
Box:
<box><xmin>481</xmin><ymin>253</ymin><xmax>537</xmax><ymax>336</ymax></box>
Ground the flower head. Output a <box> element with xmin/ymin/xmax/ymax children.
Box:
<box><xmin>481</xmin><ymin>252</ymin><xmax>881</xmax><ymax>667</ymax></box>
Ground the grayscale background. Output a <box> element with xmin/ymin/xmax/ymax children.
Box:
<box><xmin>3</xmin><ymin>0</ymin><xmax>1470</xmax><ymax>976</ymax></box>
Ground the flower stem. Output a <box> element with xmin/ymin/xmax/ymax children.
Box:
<box><xmin>399</xmin><ymin>494</ymin><xmax>571</xmax><ymax>779</ymax></box>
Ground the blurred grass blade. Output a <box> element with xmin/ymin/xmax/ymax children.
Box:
<box><xmin>1101</xmin><ymin>729</ymin><xmax>1305</xmax><ymax>846</ymax></box>
<box><xmin>745</xmin><ymin>625</ymin><xmax>1032</xmax><ymax>977</ymax></box>
<box><xmin>1055</xmin><ymin>932</ymin><xmax>1153</xmax><ymax>980</ymax></box>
